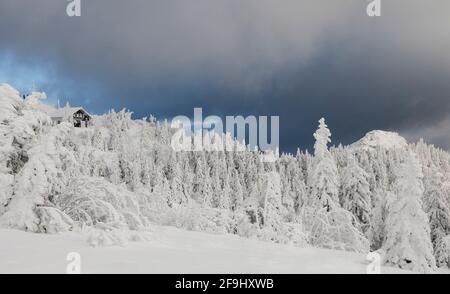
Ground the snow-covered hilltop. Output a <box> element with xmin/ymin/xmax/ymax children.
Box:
<box><xmin>0</xmin><ymin>84</ymin><xmax>449</xmax><ymax>274</ymax></box>
<box><xmin>351</xmin><ymin>130</ymin><xmax>408</xmax><ymax>151</ymax></box>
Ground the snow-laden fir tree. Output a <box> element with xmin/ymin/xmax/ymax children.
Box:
<box><xmin>0</xmin><ymin>86</ymin><xmax>52</xmax><ymax>216</ymax></box>
<box><xmin>229</xmin><ymin>168</ymin><xmax>244</xmax><ymax>211</ymax></box>
<box><xmin>259</xmin><ymin>171</ymin><xmax>284</xmax><ymax>241</ymax></box>
<box><xmin>307</xmin><ymin>118</ymin><xmax>340</xmax><ymax>210</ymax></box>
<box><xmin>0</xmin><ymin>123</ymin><xmax>76</xmax><ymax>232</ymax></box>
<box><xmin>340</xmin><ymin>151</ymin><xmax>371</xmax><ymax>231</ymax></box>
<box><xmin>304</xmin><ymin>118</ymin><xmax>368</xmax><ymax>253</ymax></box>
<box><xmin>383</xmin><ymin>150</ymin><xmax>436</xmax><ymax>273</ymax></box>
<box><xmin>423</xmin><ymin>169</ymin><xmax>450</xmax><ymax>268</ymax></box>
<box><xmin>367</xmin><ymin>189</ymin><xmax>389</xmax><ymax>250</ymax></box>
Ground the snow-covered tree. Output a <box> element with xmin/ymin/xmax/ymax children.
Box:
<box><xmin>340</xmin><ymin>152</ymin><xmax>371</xmax><ymax>231</ymax></box>
<box><xmin>261</xmin><ymin>171</ymin><xmax>283</xmax><ymax>235</ymax></box>
<box><xmin>307</xmin><ymin>118</ymin><xmax>340</xmax><ymax>210</ymax></box>
<box><xmin>0</xmin><ymin>123</ymin><xmax>76</xmax><ymax>232</ymax></box>
<box><xmin>58</xmin><ymin>176</ymin><xmax>147</xmax><ymax>230</ymax></box>
<box><xmin>367</xmin><ymin>189</ymin><xmax>388</xmax><ymax>250</ymax></box>
<box><xmin>304</xmin><ymin>118</ymin><xmax>368</xmax><ymax>253</ymax></box>
<box><xmin>230</xmin><ymin>168</ymin><xmax>244</xmax><ymax>211</ymax></box>
<box><xmin>424</xmin><ymin>170</ymin><xmax>450</xmax><ymax>268</ymax></box>
<box><xmin>383</xmin><ymin>150</ymin><xmax>436</xmax><ymax>273</ymax></box>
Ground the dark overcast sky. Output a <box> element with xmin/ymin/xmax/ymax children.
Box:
<box><xmin>1</xmin><ymin>0</ymin><xmax>450</xmax><ymax>152</ymax></box>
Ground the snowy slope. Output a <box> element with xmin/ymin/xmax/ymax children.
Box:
<box><xmin>0</xmin><ymin>226</ymin><xmax>412</xmax><ymax>274</ymax></box>
<box><xmin>351</xmin><ymin>130</ymin><xmax>408</xmax><ymax>151</ymax></box>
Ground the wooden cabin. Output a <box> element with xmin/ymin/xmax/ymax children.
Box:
<box><xmin>50</xmin><ymin>107</ymin><xmax>91</xmax><ymax>128</ymax></box>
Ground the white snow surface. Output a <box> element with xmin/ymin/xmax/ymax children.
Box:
<box><xmin>0</xmin><ymin>226</ymin><xmax>413</xmax><ymax>274</ymax></box>
<box><xmin>351</xmin><ymin>130</ymin><xmax>408</xmax><ymax>151</ymax></box>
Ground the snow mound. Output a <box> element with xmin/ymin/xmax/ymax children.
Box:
<box><xmin>351</xmin><ymin>130</ymin><xmax>408</xmax><ymax>151</ymax></box>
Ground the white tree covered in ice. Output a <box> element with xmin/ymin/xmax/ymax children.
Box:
<box><xmin>383</xmin><ymin>150</ymin><xmax>436</xmax><ymax>273</ymax></box>
<box><xmin>340</xmin><ymin>151</ymin><xmax>371</xmax><ymax>231</ymax></box>
<box><xmin>303</xmin><ymin>118</ymin><xmax>368</xmax><ymax>253</ymax></box>
<box><xmin>308</xmin><ymin>118</ymin><xmax>340</xmax><ymax>210</ymax></box>
<box><xmin>259</xmin><ymin>171</ymin><xmax>284</xmax><ymax>241</ymax></box>
<box><xmin>423</xmin><ymin>169</ymin><xmax>450</xmax><ymax>268</ymax></box>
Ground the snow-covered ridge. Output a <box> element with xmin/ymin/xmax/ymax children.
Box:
<box><xmin>351</xmin><ymin>130</ymin><xmax>408</xmax><ymax>151</ymax></box>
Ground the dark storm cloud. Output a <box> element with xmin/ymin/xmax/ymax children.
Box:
<box><xmin>1</xmin><ymin>0</ymin><xmax>450</xmax><ymax>151</ymax></box>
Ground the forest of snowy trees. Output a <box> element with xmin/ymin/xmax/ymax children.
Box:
<box><xmin>0</xmin><ymin>84</ymin><xmax>449</xmax><ymax>273</ymax></box>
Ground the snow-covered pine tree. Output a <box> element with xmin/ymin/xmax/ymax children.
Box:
<box><xmin>304</xmin><ymin>118</ymin><xmax>368</xmax><ymax>253</ymax></box>
<box><xmin>0</xmin><ymin>123</ymin><xmax>76</xmax><ymax>232</ymax></box>
<box><xmin>229</xmin><ymin>168</ymin><xmax>244</xmax><ymax>211</ymax></box>
<box><xmin>423</xmin><ymin>170</ymin><xmax>450</xmax><ymax>268</ymax></box>
<box><xmin>260</xmin><ymin>171</ymin><xmax>284</xmax><ymax>241</ymax></box>
<box><xmin>366</xmin><ymin>189</ymin><xmax>388</xmax><ymax>250</ymax></box>
<box><xmin>340</xmin><ymin>151</ymin><xmax>371</xmax><ymax>231</ymax></box>
<box><xmin>383</xmin><ymin>150</ymin><xmax>436</xmax><ymax>273</ymax></box>
<box><xmin>307</xmin><ymin>118</ymin><xmax>340</xmax><ymax>210</ymax></box>
<box><xmin>0</xmin><ymin>85</ymin><xmax>52</xmax><ymax>216</ymax></box>
<box><xmin>292</xmin><ymin>174</ymin><xmax>306</xmax><ymax>216</ymax></box>
<box><xmin>277</xmin><ymin>157</ymin><xmax>298</xmax><ymax>221</ymax></box>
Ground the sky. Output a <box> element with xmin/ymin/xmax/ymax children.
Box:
<box><xmin>1</xmin><ymin>0</ymin><xmax>450</xmax><ymax>152</ymax></box>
